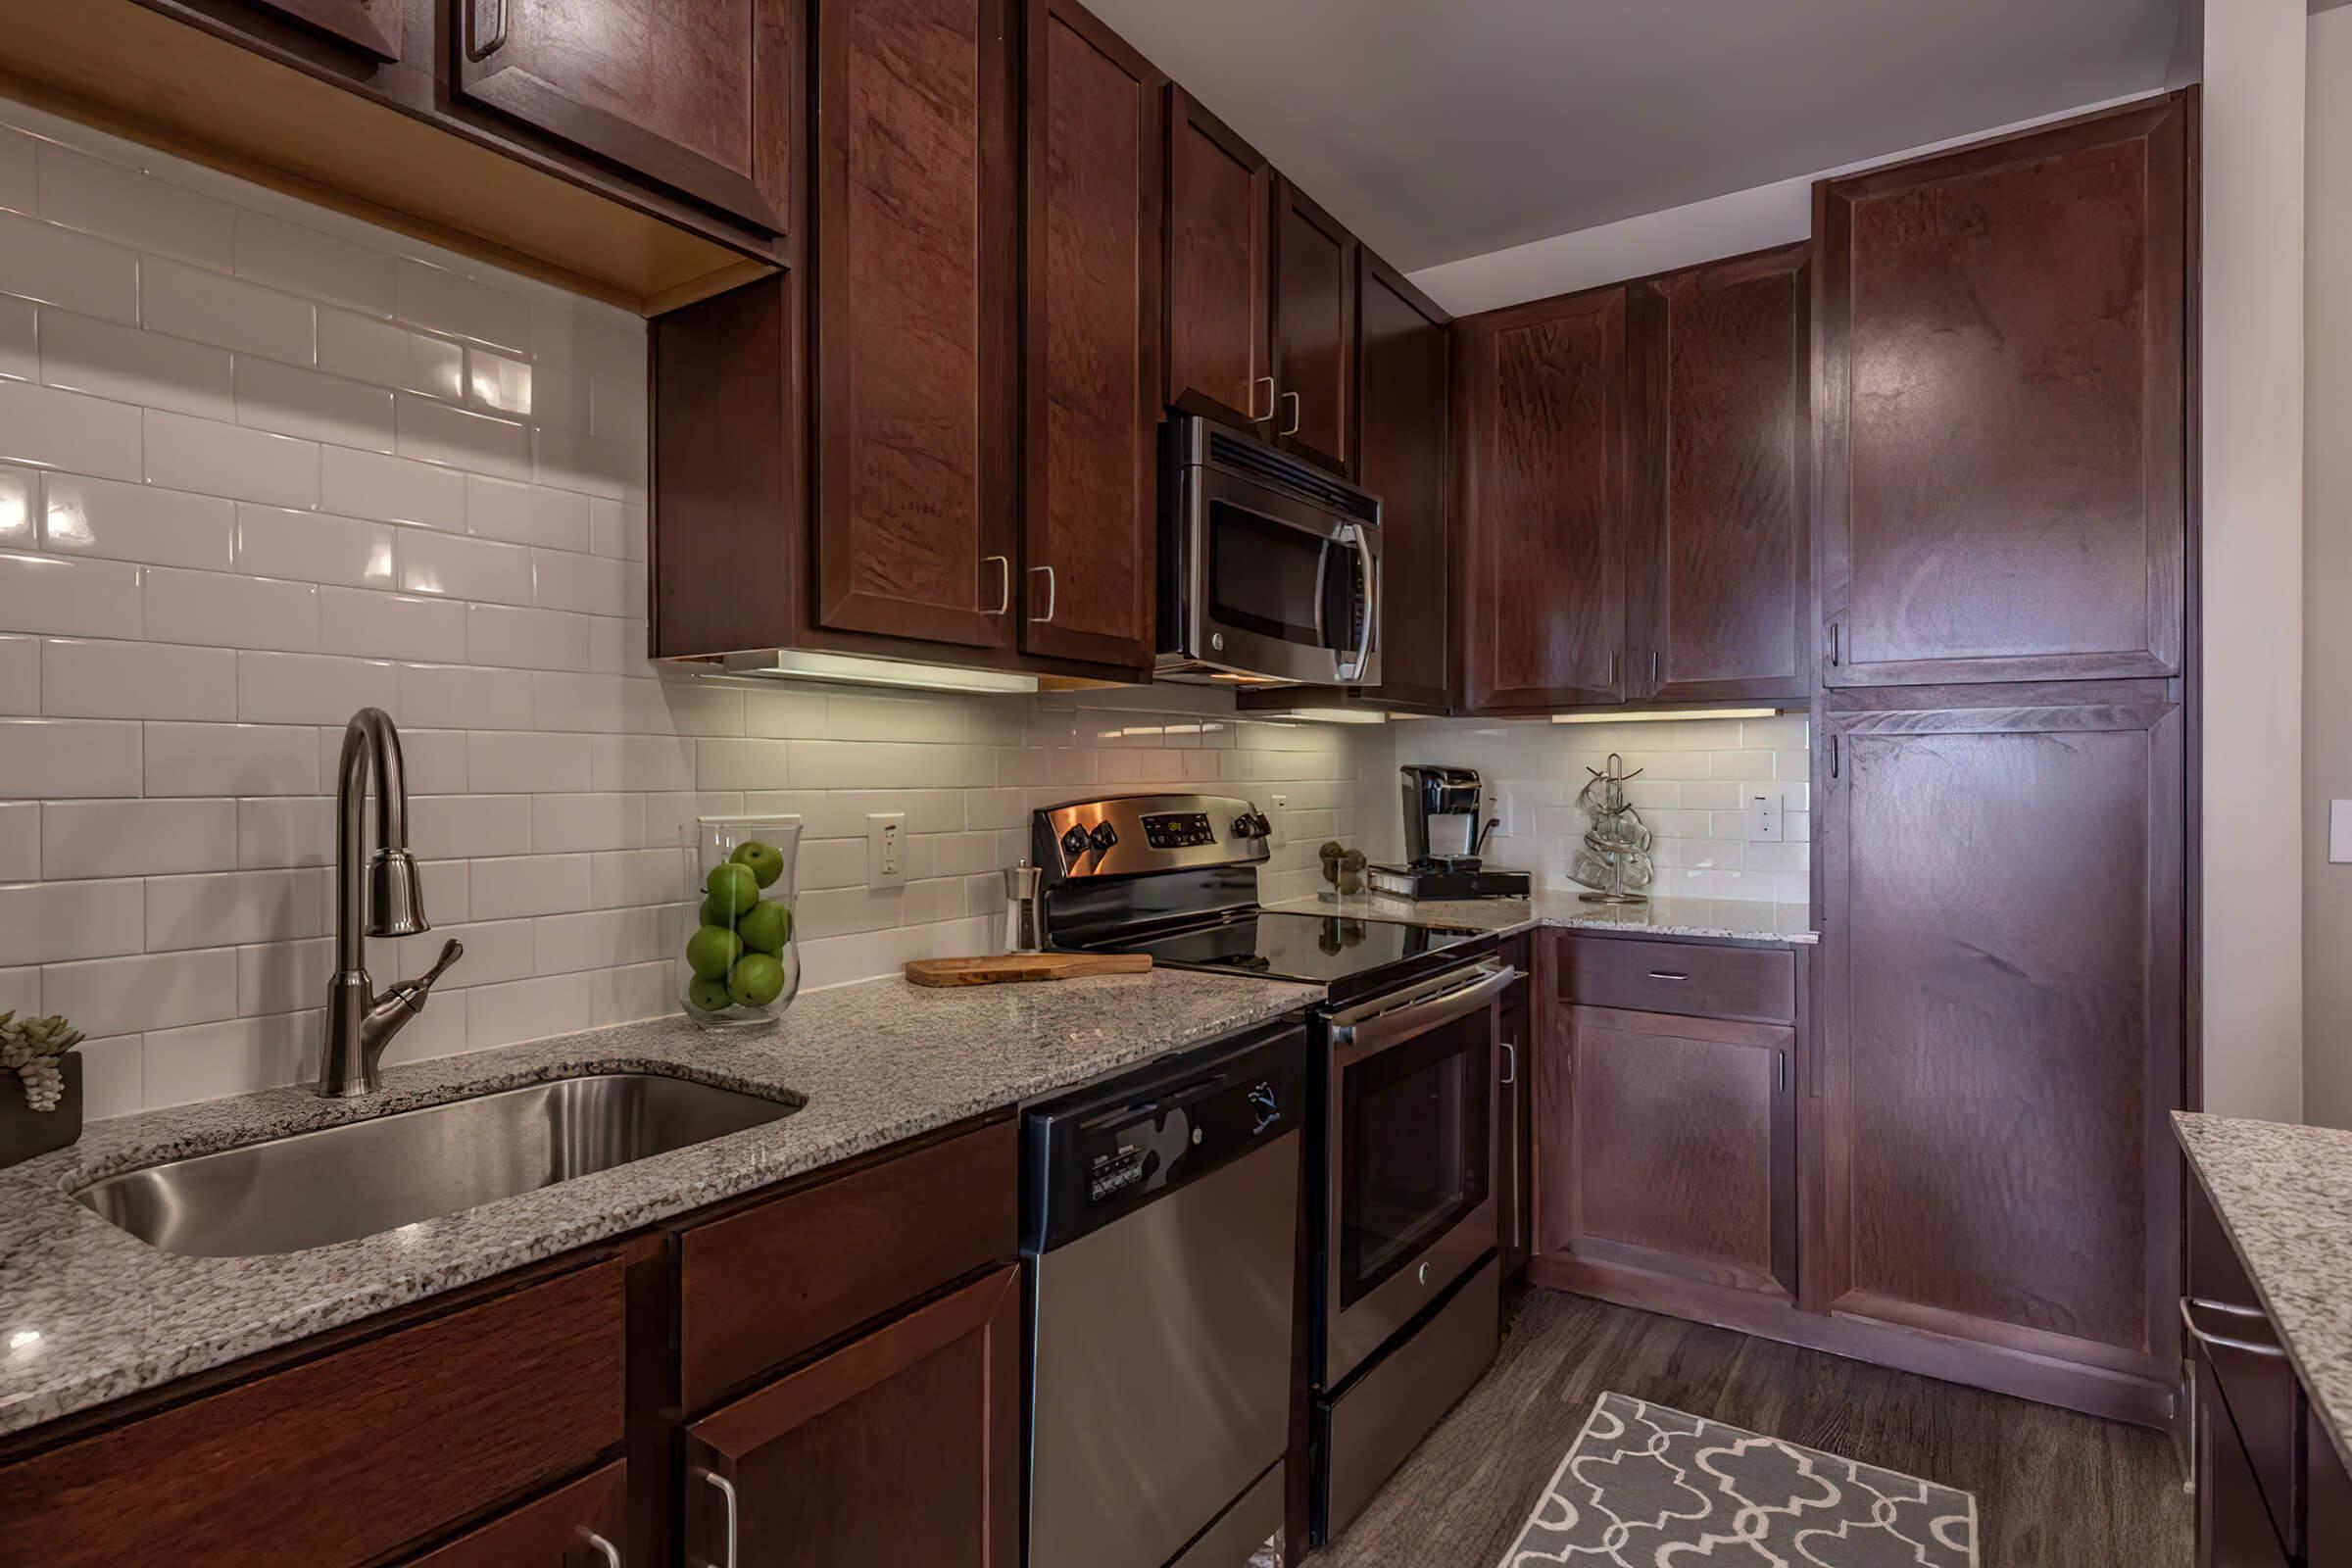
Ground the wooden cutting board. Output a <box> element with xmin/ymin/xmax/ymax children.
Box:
<box><xmin>904</xmin><ymin>953</ymin><xmax>1153</xmax><ymax>988</ymax></box>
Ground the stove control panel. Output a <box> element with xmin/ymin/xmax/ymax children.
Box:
<box><xmin>1142</xmin><ymin>811</ymin><xmax>1215</xmax><ymax>849</ymax></box>
<box><xmin>1031</xmin><ymin>793</ymin><xmax>1273</xmax><ymax>882</ymax></box>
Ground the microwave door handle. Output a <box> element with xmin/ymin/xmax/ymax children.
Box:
<box><xmin>1338</xmin><ymin>524</ymin><xmax>1376</xmax><ymax>683</ymax></box>
<box><xmin>1330</xmin><ymin>962</ymin><xmax>1516</xmax><ymax>1061</ymax></box>
<box><xmin>1311</xmin><ymin>530</ymin><xmax>1333</xmax><ymax>651</ymax></box>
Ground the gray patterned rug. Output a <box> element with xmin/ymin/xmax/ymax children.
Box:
<box><xmin>1499</xmin><ymin>1394</ymin><xmax>1978</xmax><ymax>1566</ymax></box>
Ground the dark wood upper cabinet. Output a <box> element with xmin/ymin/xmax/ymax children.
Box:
<box><xmin>1538</xmin><ymin>1004</ymin><xmax>1797</xmax><ymax>1303</ymax></box>
<box><xmin>1454</xmin><ymin>282</ymin><xmax>1630</xmax><ymax>710</ymax></box>
<box><xmin>1355</xmin><ymin>253</ymin><xmax>1452</xmax><ymax>712</ymax></box>
<box><xmin>683</xmin><ymin>1265</ymin><xmax>1022</xmax><ymax>1568</ymax></box>
<box><xmin>1816</xmin><ymin>97</ymin><xmax>2188</xmax><ymax>687</ymax></box>
<box><xmin>1816</xmin><ymin>693</ymin><xmax>2181</xmax><ymax>1398</ymax></box>
<box><xmin>453</xmin><ymin>0</ymin><xmax>795</xmax><ymax>236</ymax></box>
<box><xmin>239</xmin><ymin>0</ymin><xmax>402</xmax><ymax>59</ymax></box>
<box><xmin>810</xmin><ymin>0</ymin><xmax>1018</xmax><ymax>650</ymax></box>
<box><xmin>1628</xmin><ymin>242</ymin><xmax>1811</xmax><ymax>704</ymax></box>
<box><xmin>1272</xmin><ymin>177</ymin><xmax>1356</xmax><ymax>474</ymax></box>
<box><xmin>1164</xmin><ymin>87</ymin><xmax>1274</xmax><ymax>433</ymax></box>
<box><xmin>1020</xmin><ymin>0</ymin><xmax>1163</xmax><ymax>669</ymax></box>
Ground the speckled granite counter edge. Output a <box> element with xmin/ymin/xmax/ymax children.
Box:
<box><xmin>1264</xmin><ymin>893</ymin><xmax>1818</xmax><ymax>947</ymax></box>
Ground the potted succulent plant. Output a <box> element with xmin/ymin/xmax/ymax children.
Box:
<box><xmin>0</xmin><ymin>1010</ymin><xmax>86</xmax><ymax>1170</ymax></box>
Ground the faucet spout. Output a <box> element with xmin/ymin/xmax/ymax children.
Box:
<box><xmin>319</xmin><ymin>709</ymin><xmax>460</xmax><ymax>1098</ymax></box>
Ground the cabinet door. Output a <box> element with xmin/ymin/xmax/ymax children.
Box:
<box><xmin>1537</xmin><ymin>1004</ymin><xmax>1795</xmax><ymax>1300</ymax></box>
<box><xmin>454</xmin><ymin>0</ymin><xmax>793</xmax><ymax>234</ymax></box>
<box><xmin>1165</xmin><ymin>87</ymin><xmax>1272</xmax><ymax>432</ymax></box>
<box><xmin>401</xmin><ymin>1463</ymin><xmax>625</xmax><ymax>1567</ymax></box>
<box><xmin>683</xmin><ymin>1265</ymin><xmax>1021</xmax><ymax>1567</ymax></box>
<box><xmin>1355</xmin><ymin>252</ymin><xmax>1451</xmax><ymax>711</ymax></box>
<box><xmin>1454</xmin><ymin>284</ymin><xmax>1630</xmax><ymax>710</ymax></box>
<box><xmin>811</xmin><ymin>0</ymin><xmax>1018</xmax><ymax>650</ymax></box>
<box><xmin>2310</xmin><ymin>1408</ymin><xmax>2352</xmax><ymax>1568</ymax></box>
<box><xmin>1272</xmin><ymin>177</ymin><xmax>1355</xmax><ymax>474</ymax></box>
<box><xmin>2195</xmin><ymin>1359</ymin><xmax>2294</xmax><ymax>1568</ymax></box>
<box><xmin>1020</xmin><ymin>0</ymin><xmax>1162</xmax><ymax>670</ymax></box>
<box><xmin>1817</xmin><ymin>696</ymin><xmax>2182</xmax><ymax>1390</ymax></box>
<box><xmin>239</xmin><ymin>0</ymin><xmax>402</xmax><ymax>59</ymax></box>
<box><xmin>1628</xmin><ymin>243</ymin><xmax>1810</xmax><ymax>704</ymax></box>
<box><xmin>1816</xmin><ymin>96</ymin><xmax>2187</xmax><ymax>687</ymax></box>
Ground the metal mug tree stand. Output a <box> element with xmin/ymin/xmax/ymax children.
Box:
<box><xmin>1572</xmin><ymin>754</ymin><xmax>1654</xmax><ymax>905</ymax></box>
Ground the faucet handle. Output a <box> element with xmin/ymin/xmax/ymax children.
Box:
<box><xmin>386</xmin><ymin>939</ymin><xmax>464</xmax><ymax>1014</ymax></box>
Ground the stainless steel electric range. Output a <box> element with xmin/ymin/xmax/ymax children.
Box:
<box><xmin>1030</xmin><ymin>793</ymin><xmax>1513</xmax><ymax>1551</ymax></box>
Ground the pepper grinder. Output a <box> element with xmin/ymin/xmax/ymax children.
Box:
<box><xmin>1003</xmin><ymin>859</ymin><xmax>1044</xmax><ymax>953</ymax></box>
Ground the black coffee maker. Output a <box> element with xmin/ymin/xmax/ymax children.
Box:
<box><xmin>1369</xmin><ymin>764</ymin><xmax>1531</xmax><ymax>900</ymax></box>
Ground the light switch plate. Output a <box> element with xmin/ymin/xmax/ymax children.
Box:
<box><xmin>867</xmin><ymin>812</ymin><xmax>907</xmax><ymax>887</ymax></box>
<box><xmin>1746</xmin><ymin>794</ymin><xmax>1783</xmax><ymax>843</ymax></box>
<box><xmin>2332</xmin><ymin>800</ymin><xmax>2352</xmax><ymax>864</ymax></box>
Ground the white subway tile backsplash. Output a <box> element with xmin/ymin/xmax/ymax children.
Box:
<box><xmin>592</xmin><ymin>734</ymin><xmax>695</xmax><ymax>794</ymax></box>
<box><xmin>465</xmin><ymin>474</ymin><xmax>590</xmax><ymax>551</ymax></box>
<box><xmin>232</xmin><ymin>504</ymin><xmax>393</xmax><ymax>588</ymax></box>
<box><xmin>396</xmin><ymin>392</ymin><xmax>531</xmax><ymax>480</ymax></box>
<box><xmin>145</xmin><ymin>721</ymin><xmax>318</xmax><ymax>796</ymax></box>
<box><xmin>466</xmin><ymin>729</ymin><xmax>592</xmax><ymax>794</ymax></box>
<box><xmin>141</xmin><ymin>257</ymin><xmax>315</xmax><ymax>364</ymax></box>
<box><xmin>0</xmin><ymin>878</ymin><xmax>144</xmax><ymax>963</ymax></box>
<box><xmin>144</xmin><ymin>409</ymin><xmax>321</xmax><ymax>509</ymax></box>
<box><xmin>147</xmin><ymin>866</ymin><xmax>329</xmax><ymax>951</ymax></box>
<box><xmin>396</xmin><ymin>662</ymin><xmax>535</xmax><ymax>730</ymax></box>
<box><xmin>145</xmin><ymin>565</ymin><xmax>318</xmax><ymax>652</ymax></box>
<box><xmin>79</xmin><ymin>1033</ymin><xmax>143</xmax><ymax>1120</ymax></box>
<box><xmin>533</xmin><ymin>906</ymin><xmax>663</xmax><ymax>976</ymax></box>
<box><xmin>466</xmin><ymin>349</ymin><xmax>532</xmax><ymax>416</ymax></box>
<box><xmin>318</xmin><ymin>309</ymin><xmax>464</xmax><ymax>400</ymax></box>
<box><xmin>0</xmin><ymin>378</ymin><xmax>143</xmax><ymax>478</ymax></box>
<box><xmin>0</xmin><ymin>550</ymin><xmax>142</xmax><ymax>636</ymax></box>
<box><xmin>235</xmin><ymin>650</ymin><xmax>399</xmax><ymax>724</ymax></box>
<box><xmin>0</xmin><ymin>126</ymin><xmax>31</xmax><ymax>216</ymax></box>
<box><xmin>232</xmin><ymin>356</ymin><xmax>396</xmax><ymax>452</ymax></box>
<box><xmin>0</xmin><ymin>210</ymin><xmax>138</xmax><ymax>320</ymax></box>
<box><xmin>466</xmin><ymin>602</ymin><xmax>588</xmax><ymax>669</ymax></box>
<box><xmin>530</xmin><ymin>792</ymin><xmax>643</xmax><ymax>854</ymax></box>
<box><xmin>318</xmin><ymin>445</ymin><xmax>466</xmax><ymax>529</ymax></box>
<box><xmin>0</xmin><ymin>800</ymin><xmax>35</xmax><ymax>881</ymax></box>
<box><xmin>41</xmin><ymin>637</ymin><xmax>236</xmax><ymax>720</ymax></box>
<box><xmin>233</xmin><ymin>210</ymin><xmax>399</xmax><ymax>317</ymax></box>
<box><xmin>397</xmin><ymin>528</ymin><xmax>533</xmax><ymax>606</ymax></box>
<box><xmin>410</xmin><ymin>794</ymin><xmax>531</xmax><ymax>860</ymax></box>
<box><xmin>233</xmin><ymin>796</ymin><xmax>332</xmax><ymax>869</ymax></box>
<box><xmin>143</xmin><ymin>1011</ymin><xmax>316</xmax><ymax>1108</ymax></box>
<box><xmin>0</xmin><ymin>294</ymin><xmax>31</xmax><ymax>381</ymax></box>
<box><xmin>395</xmin><ymin>260</ymin><xmax>530</xmax><ymax>353</ymax></box>
<box><xmin>0</xmin><ymin>716</ymin><xmax>142</xmax><ymax>797</ymax></box>
<box><xmin>0</xmin><ymin>466</ymin><xmax>31</xmax><ymax>549</ymax></box>
<box><xmin>589</xmin><ymin>959</ymin><xmax>674</xmax><ymax>1027</ymax></box>
<box><xmin>34</xmin><ymin>143</ymin><xmax>234</xmax><ymax>268</ymax></box>
<box><xmin>38</xmin><ymin>308</ymin><xmax>234</xmax><ymax>419</ymax></box>
<box><xmin>466</xmin><ymin>973</ymin><xmax>590</xmax><ymax>1050</ymax></box>
<box><xmin>317</xmin><ymin>587</ymin><xmax>466</xmax><ymax>661</ymax></box>
<box><xmin>41</xmin><ymin>474</ymin><xmax>236</xmax><ymax>570</ymax></box>
<box><xmin>468</xmin><ymin>854</ymin><xmax>591</xmax><ymax>920</ymax></box>
<box><xmin>328</xmin><ymin>724</ymin><xmax>466</xmax><ymax>795</ymax></box>
<box><xmin>530</xmin><ymin>546</ymin><xmax>630</xmax><ymax>615</ymax></box>
<box><xmin>40</xmin><ymin>950</ymin><xmax>237</xmax><ymax>1039</ymax></box>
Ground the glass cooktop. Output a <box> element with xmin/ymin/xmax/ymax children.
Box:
<box><xmin>1106</xmin><ymin>910</ymin><xmax>1483</xmax><ymax>987</ymax></box>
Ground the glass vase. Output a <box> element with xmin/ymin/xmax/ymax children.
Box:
<box><xmin>679</xmin><ymin>815</ymin><xmax>802</xmax><ymax>1031</ymax></box>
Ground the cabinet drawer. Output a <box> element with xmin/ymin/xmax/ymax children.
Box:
<box><xmin>678</xmin><ymin>1115</ymin><xmax>1016</xmax><ymax>1410</ymax></box>
<box><xmin>1555</xmin><ymin>935</ymin><xmax>1795</xmax><ymax>1023</ymax></box>
<box><xmin>0</xmin><ymin>1258</ymin><xmax>625</xmax><ymax>1568</ymax></box>
<box><xmin>2187</xmin><ymin>1175</ymin><xmax>2300</xmax><ymax>1554</ymax></box>
<box><xmin>403</xmin><ymin>1461</ymin><xmax>625</xmax><ymax>1567</ymax></box>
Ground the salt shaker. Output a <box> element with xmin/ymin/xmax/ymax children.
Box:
<box><xmin>1003</xmin><ymin>859</ymin><xmax>1044</xmax><ymax>953</ymax></box>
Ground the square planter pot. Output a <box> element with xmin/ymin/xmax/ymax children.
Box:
<box><xmin>0</xmin><ymin>1054</ymin><xmax>81</xmax><ymax>1170</ymax></box>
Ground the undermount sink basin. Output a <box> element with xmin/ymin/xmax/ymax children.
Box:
<box><xmin>73</xmin><ymin>1073</ymin><xmax>803</xmax><ymax>1258</ymax></box>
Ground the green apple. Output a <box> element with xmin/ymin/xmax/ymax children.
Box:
<box><xmin>730</xmin><ymin>839</ymin><xmax>786</xmax><ymax>888</ymax></box>
<box><xmin>686</xmin><ymin>975</ymin><xmax>733</xmax><ymax>1013</ymax></box>
<box><xmin>737</xmin><ymin>899</ymin><xmax>790</xmax><ymax>956</ymax></box>
<box><xmin>685</xmin><ymin>924</ymin><xmax>743</xmax><ymax>980</ymax></box>
<box><xmin>699</xmin><ymin>894</ymin><xmax>736</xmax><ymax>928</ymax></box>
<box><xmin>705</xmin><ymin>860</ymin><xmax>760</xmax><ymax>916</ymax></box>
<box><xmin>727</xmin><ymin>952</ymin><xmax>786</xmax><ymax>1008</ymax></box>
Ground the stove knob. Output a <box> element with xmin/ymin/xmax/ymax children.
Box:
<box><xmin>1088</xmin><ymin>821</ymin><xmax>1119</xmax><ymax>854</ymax></box>
<box><xmin>1059</xmin><ymin>824</ymin><xmax>1091</xmax><ymax>860</ymax></box>
<box><xmin>1232</xmin><ymin>814</ymin><xmax>1255</xmax><ymax>840</ymax></box>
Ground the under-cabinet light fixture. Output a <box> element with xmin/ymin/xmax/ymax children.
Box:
<box><xmin>1255</xmin><ymin>707</ymin><xmax>1390</xmax><ymax>725</ymax></box>
<box><xmin>720</xmin><ymin>650</ymin><xmax>1040</xmax><ymax>695</ymax></box>
<box><xmin>1551</xmin><ymin>708</ymin><xmax>1783</xmax><ymax>724</ymax></box>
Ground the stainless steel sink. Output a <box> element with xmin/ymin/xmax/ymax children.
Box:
<box><xmin>73</xmin><ymin>1073</ymin><xmax>803</xmax><ymax>1257</ymax></box>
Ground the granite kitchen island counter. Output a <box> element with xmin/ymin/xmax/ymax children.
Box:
<box><xmin>2175</xmin><ymin>1110</ymin><xmax>2352</xmax><ymax>1470</ymax></box>
<box><xmin>1265</xmin><ymin>889</ymin><xmax>1818</xmax><ymax>946</ymax></box>
<box><xmin>0</xmin><ymin>967</ymin><xmax>1318</xmax><ymax>1439</ymax></box>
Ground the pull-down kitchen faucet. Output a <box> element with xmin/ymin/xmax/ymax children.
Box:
<box><xmin>318</xmin><ymin>708</ymin><xmax>463</xmax><ymax>1098</ymax></box>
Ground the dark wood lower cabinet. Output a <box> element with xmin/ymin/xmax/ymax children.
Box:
<box><xmin>683</xmin><ymin>1265</ymin><xmax>1022</xmax><ymax>1567</ymax></box>
<box><xmin>401</xmin><ymin>1462</ymin><xmax>628</xmax><ymax>1567</ymax></box>
<box><xmin>2310</xmin><ymin>1410</ymin><xmax>2352</xmax><ymax>1565</ymax></box>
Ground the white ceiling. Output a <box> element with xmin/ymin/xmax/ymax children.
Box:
<box><xmin>1083</xmin><ymin>0</ymin><xmax>2185</xmax><ymax>272</ymax></box>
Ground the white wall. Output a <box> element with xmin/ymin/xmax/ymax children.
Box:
<box><xmin>0</xmin><ymin>97</ymin><xmax>1389</xmax><ymax>1118</ymax></box>
<box><xmin>2203</xmin><ymin>0</ymin><xmax>2307</xmax><ymax>1122</ymax></box>
<box><xmin>2306</xmin><ymin>3</ymin><xmax>2352</xmax><ymax>1129</ymax></box>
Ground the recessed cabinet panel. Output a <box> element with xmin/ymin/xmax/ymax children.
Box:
<box><xmin>243</xmin><ymin>0</ymin><xmax>403</xmax><ymax>58</ymax></box>
<box><xmin>1354</xmin><ymin>255</ymin><xmax>1451</xmax><ymax>712</ymax></box>
<box><xmin>1165</xmin><ymin>88</ymin><xmax>1272</xmax><ymax>433</ymax></box>
<box><xmin>811</xmin><ymin>0</ymin><xmax>1017</xmax><ymax>650</ymax></box>
<box><xmin>454</xmin><ymin>0</ymin><xmax>793</xmax><ymax>234</ymax></box>
<box><xmin>1818</xmin><ymin>98</ymin><xmax>2187</xmax><ymax>686</ymax></box>
<box><xmin>1272</xmin><ymin>178</ymin><xmax>1355</xmax><ymax>474</ymax></box>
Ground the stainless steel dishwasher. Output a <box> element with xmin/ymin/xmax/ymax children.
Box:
<box><xmin>1023</xmin><ymin>1018</ymin><xmax>1306</xmax><ymax>1568</ymax></box>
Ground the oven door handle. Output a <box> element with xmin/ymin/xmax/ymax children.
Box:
<box><xmin>1330</xmin><ymin>963</ymin><xmax>1515</xmax><ymax>1061</ymax></box>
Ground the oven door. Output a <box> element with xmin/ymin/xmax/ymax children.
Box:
<box><xmin>1323</xmin><ymin>960</ymin><xmax>1511</xmax><ymax>1386</ymax></box>
<box><xmin>1169</xmin><ymin>464</ymin><xmax>1380</xmax><ymax>686</ymax></box>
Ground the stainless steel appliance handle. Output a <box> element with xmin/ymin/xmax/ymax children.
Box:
<box><xmin>697</xmin><ymin>1468</ymin><xmax>739</xmax><ymax>1568</ymax></box>
<box><xmin>1337</xmin><ymin>524</ymin><xmax>1376</xmax><ymax>683</ymax></box>
<box><xmin>1331</xmin><ymin>962</ymin><xmax>1515</xmax><ymax>1059</ymax></box>
<box><xmin>2180</xmin><ymin>1298</ymin><xmax>2287</xmax><ymax>1359</ymax></box>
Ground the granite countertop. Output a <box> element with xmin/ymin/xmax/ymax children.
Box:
<box><xmin>0</xmin><ymin>968</ymin><xmax>1319</xmax><ymax>1440</ymax></box>
<box><xmin>2175</xmin><ymin>1111</ymin><xmax>2352</xmax><ymax>1470</ymax></box>
<box><xmin>1265</xmin><ymin>889</ymin><xmax>1818</xmax><ymax>946</ymax></box>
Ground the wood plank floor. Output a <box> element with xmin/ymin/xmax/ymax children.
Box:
<box><xmin>1304</xmin><ymin>1287</ymin><xmax>2192</xmax><ymax>1568</ymax></box>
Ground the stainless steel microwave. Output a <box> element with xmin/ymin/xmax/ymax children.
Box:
<box><xmin>1156</xmin><ymin>416</ymin><xmax>1382</xmax><ymax>687</ymax></box>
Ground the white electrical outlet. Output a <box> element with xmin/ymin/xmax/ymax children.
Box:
<box><xmin>2333</xmin><ymin>800</ymin><xmax>2352</xmax><ymax>865</ymax></box>
<box><xmin>867</xmin><ymin>812</ymin><xmax>907</xmax><ymax>887</ymax></box>
<box><xmin>1746</xmin><ymin>794</ymin><xmax>1783</xmax><ymax>843</ymax></box>
<box><xmin>1268</xmin><ymin>793</ymin><xmax>1290</xmax><ymax>850</ymax></box>
<box><xmin>1492</xmin><ymin>790</ymin><xmax>1515</xmax><ymax>839</ymax></box>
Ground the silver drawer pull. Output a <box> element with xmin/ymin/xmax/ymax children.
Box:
<box><xmin>2180</xmin><ymin>1298</ymin><xmax>2287</xmax><ymax>1359</ymax></box>
<box><xmin>1646</xmin><ymin>970</ymin><xmax>1690</xmax><ymax>982</ymax></box>
<box><xmin>580</xmin><ymin>1530</ymin><xmax>621</xmax><ymax>1568</ymax></box>
<box><xmin>697</xmin><ymin>1468</ymin><xmax>739</xmax><ymax>1568</ymax></box>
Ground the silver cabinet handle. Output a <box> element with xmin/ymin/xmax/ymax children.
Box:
<box><xmin>1828</xmin><ymin>622</ymin><xmax>1841</xmax><ymax>666</ymax></box>
<box><xmin>1649</xmin><ymin>649</ymin><xmax>1661</xmax><ymax>686</ymax></box>
<box><xmin>2180</xmin><ymin>1298</ymin><xmax>2288</xmax><ymax>1359</ymax></box>
<box><xmin>983</xmin><ymin>554</ymin><xmax>1009</xmax><ymax>615</ymax></box>
<box><xmin>1500</xmin><ymin>1040</ymin><xmax>1517</xmax><ymax>1085</ymax></box>
<box><xmin>1278</xmin><ymin>390</ymin><xmax>1301</xmax><ymax>437</ymax></box>
<box><xmin>1028</xmin><ymin>564</ymin><xmax>1056</xmax><ymax>623</ymax></box>
<box><xmin>1607</xmin><ymin>651</ymin><xmax>1619</xmax><ymax>688</ymax></box>
<box><xmin>580</xmin><ymin>1531</ymin><xmax>622</xmax><ymax>1568</ymax></box>
<box><xmin>697</xmin><ymin>1468</ymin><xmax>739</xmax><ymax>1568</ymax></box>
<box><xmin>1646</xmin><ymin>970</ymin><xmax>1690</xmax><ymax>982</ymax></box>
<box><xmin>466</xmin><ymin>0</ymin><xmax>510</xmax><ymax>61</ymax></box>
<box><xmin>1251</xmin><ymin>375</ymin><xmax>1275</xmax><ymax>422</ymax></box>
